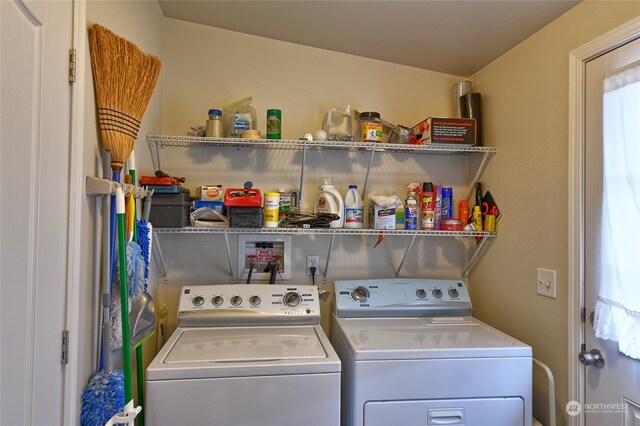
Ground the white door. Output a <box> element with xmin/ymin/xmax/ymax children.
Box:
<box><xmin>0</xmin><ymin>0</ymin><xmax>73</xmax><ymax>424</ymax></box>
<box><xmin>584</xmin><ymin>37</ymin><xmax>640</xmax><ymax>424</ymax></box>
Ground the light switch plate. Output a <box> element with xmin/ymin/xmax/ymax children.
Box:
<box><xmin>537</xmin><ymin>267</ymin><xmax>557</xmax><ymax>299</ymax></box>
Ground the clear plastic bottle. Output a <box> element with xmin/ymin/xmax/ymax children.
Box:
<box><xmin>222</xmin><ymin>97</ymin><xmax>257</xmax><ymax>137</ymax></box>
<box><xmin>344</xmin><ymin>185</ymin><xmax>364</xmax><ymax>229</ymax></box>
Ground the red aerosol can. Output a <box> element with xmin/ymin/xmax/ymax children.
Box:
<box><xmin>420</xmin><ymin>182</ymin><xmax>435</xmax><ymax>230</ymax></box>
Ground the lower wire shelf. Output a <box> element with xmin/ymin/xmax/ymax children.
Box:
<box><xmin>153</xmin><ymin>226</ymin><xmax>495</xmax><ymax>237</ymax></box>
<box><xmin>151</xmin><ymin>227</ymin><xmax>496</xmax><ymax>284</ymax></box>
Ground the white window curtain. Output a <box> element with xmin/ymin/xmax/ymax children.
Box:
<box><xmin>593</xmin><ymin>61</ymin><xmax>640</xmax><ymax>359</ymax></box>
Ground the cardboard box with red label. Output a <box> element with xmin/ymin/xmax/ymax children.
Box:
<box><xmin>412</xmin><ymin>117</ymin><xmax>477</xmax><ymax>146</ymax></box>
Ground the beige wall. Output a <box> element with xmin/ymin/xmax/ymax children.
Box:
<box><xmin>469</xmin><ymin>2</ymin><xmax>640</xmax><ymax>425</ymax></box>
<box><xmin>158</xmin><ymin>19</ymin><xmax>474</xmax><ymax>336</ymax></box>
<box><xmin>76</xmin><ymin>1</ymin><xmax>640</xmax><ymax>424</ymax></box>
<box><xmin>79</xmin><ymin>0</ymin><xmax>164</xmax><ymax>421</ymax></box>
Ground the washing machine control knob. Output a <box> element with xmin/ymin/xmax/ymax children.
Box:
<box><xmin>448</xmin><ymin>289</ymin><xmax>459</xmax><ymax>299</ymax></box>
<box><xmin>230</xmin><ymin>295</ymin><xmax>243</xmax><ymax>306</ymax></box>
<box><xmin>432</xmin><ymin>289</ymin><xmax>443</xmax><ymax>299</ymax></box>
<box><xmin>192</xmin><ymin>296</ymin><xmax>205</xmax><ymax>307</ymax></box>
<box><xmin>351</xmin><ymin>287</ymin><xmax>370</xmax><ymax>302</ymax></box>
<box><xmin>283</xmin><ymin>292</ymin><xmax>301</xmax><ymax>307</ymax></box>
<box><xmin>212</xmin><ymin>295</ymin><xmax>224</xmax><ymax>306</ymax></box>
<box><xmin>249</xmin><ymin>295</ymin><xmax>261</xmax><ymax>306</ymax></box>
<box><xmin>416</xmin><ymin>289</ymin><xmax>427</xmax><ymax>299</ymax></box>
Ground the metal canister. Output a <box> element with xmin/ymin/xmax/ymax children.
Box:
<box><xmin>266</xmin><ymin>109</ymin><xmax>282</xmax><ymax>139</ymax></box>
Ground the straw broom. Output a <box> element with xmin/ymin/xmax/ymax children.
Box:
<box><xmin>83</xmin><ymin>24</ymin><xmax>160</xmax><ymax>426</ymax></box>
<box><xmin>88</xmin><ymin>24</ymin><xmax>161</xmax><ymax>173</ymax></box>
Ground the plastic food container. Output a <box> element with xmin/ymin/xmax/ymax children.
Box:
<box><xmin>358</xmin><ymin>111</ymin><xmax>383</xmax><ymax>142</ymax></box>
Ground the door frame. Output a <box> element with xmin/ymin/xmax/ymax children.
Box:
<box><xmin>63</xmin><ymin>0</ymin><xmax>86</xmax><ymax>423</ymax></box>
<box><xmin>568</xmin><ymin>15</ymin><xmax>640</xmax><ymax>426</ymax></box>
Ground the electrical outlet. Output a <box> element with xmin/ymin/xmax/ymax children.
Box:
<box><xmin>306</xmin><ymin>255</ymin><xmax>319</xmax><ymax>276</ymax></box>
<box><xmin>537</xmin><ymin>267</ymin><xmax>557</xmax><ymax>299</ymax></box>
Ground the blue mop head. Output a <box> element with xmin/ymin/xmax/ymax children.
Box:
<box><xmin>80</xmin><ymin>369</ymin><xmax>124</xmax><ymax>426</ymax></box>
<box><xmin>137</xmin><ymin>218</ymin><xmax>151</xmax><ymax>290</ymax></box>
<box><xmin>110</xmin><ymin>242</ymin><xmax>145</xmax><ymax>350</ymax></box>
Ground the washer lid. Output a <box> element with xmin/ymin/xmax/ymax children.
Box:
<box><xmin>146</xmin><ymin>325</ymin><xmax>341</xmax><ymax>381</ymax></box>
<box><xmin>334</xmin><ymin>316</ymin><xmax>532</xmax><ymax>360</ymax></box>
<box><xmin>166</xmin><ymin>327</ymin><xmax>326</xmax><ymax>363</ymax></box>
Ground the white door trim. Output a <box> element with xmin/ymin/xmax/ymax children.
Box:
<box><xmin>63</xmin><ymin>0</ymin><xmax>86</xmax><ymax>423</ymax></box>
<box><xmin>568</xmin><ymin>15</ymin><xmax>640</xmax><ymax>426</ymax></box>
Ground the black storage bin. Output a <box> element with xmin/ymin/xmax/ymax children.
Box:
<box><xmin>228</xmin><ymin>207</ymin><xmax>263</xmax><ymax>228</ymax></box>
<box><xmin>148</xmin><ymin>189</ymin><xmax>191</xmax><ymax>228</ymax></box>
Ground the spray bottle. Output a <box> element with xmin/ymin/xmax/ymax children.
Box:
<box><xmin>404</xmin><ymin>191</ymin><xmax>418</xmax><ymax>230</ymax></box>
<box><xmin>420</xmin><ymin>182</ymin><xmax>435</xmax><ymax>230</ymax></box>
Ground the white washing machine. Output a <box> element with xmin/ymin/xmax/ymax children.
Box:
<box><xmin>146</xmin><ymin>284</ymin><xmax>341</xmax><ymax>426</ymax></box>
<box><xmin>332</xmin><ymin>278</ymin><xmax>532</xmax><ymax>426</ymax></box>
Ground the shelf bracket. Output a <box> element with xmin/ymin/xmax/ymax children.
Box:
<box><xmin>299</xmin><ymin>145</ymin><xmax>307</xmax><ymax>206</ymax></box>
<box><xmin>361</xmin><ymin>149</ymin><xmax>376</xmax><ymax>197</ymax></box>
<box><xmin>322</xmin><ymin>234</ymin><xmax>335</xmax><ymax>284</ymax></box>
<box><xmin>225</xmin><ymin>233</ymin><xmax>235</xmax><ymax>283</ymax></box>
<box><xmin>462</xmin><ymin>236</ymin><xmax>496</xmax><ymax>278</ymax></box>
<box><xmin>466</xmin><ymin>150</ymin><xmax>495</xmax><ymax>201</ymax></box>
<box><xmin>395</xmin><ymin>234</ymin><xmax>417</xmax><ymax>278</ymax></box>
<box><xmin>152</xmin><ymin>232</ymin><xmax>169</xmax><ymax>283</ymax></box>
<box><xmin>147</xmin><ymin>137</ymin><xmax>162</xmax><ymax>172</ymax></box>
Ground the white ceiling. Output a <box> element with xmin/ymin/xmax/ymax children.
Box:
<box><xmin>158</xmin><ymin>0</ymin><xmax>580</xmax><ymax>77</ymax></box>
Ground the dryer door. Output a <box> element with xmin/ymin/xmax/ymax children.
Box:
<box><xmin>364</xmin><ymin>397</ymin><xmax>525</xmax><ymax>426</ymax></box>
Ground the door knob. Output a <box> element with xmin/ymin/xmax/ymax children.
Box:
<box><xmin>578</xmin><ymin>348</ymin><xmax>605</xmax><ymax>368</ymax></box>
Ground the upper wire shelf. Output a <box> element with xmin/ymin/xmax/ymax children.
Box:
<box><xmin>147</xmin><ymin>135</ymin><xmax>497</xmax><ymax>155</ymax></box>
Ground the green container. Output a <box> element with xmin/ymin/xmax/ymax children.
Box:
<box><xmin>266</xmin><ymin>109</ymin><xmax>282</xmax><ymax>139</ymax></box>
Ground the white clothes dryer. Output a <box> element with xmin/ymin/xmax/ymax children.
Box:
<box><xmin>332</xmin><ymin>278</ymin><xmax>532</xmax><ymax>426</ymax></box>
<box><xmin>146</xmin><ymin>284</ymin><xmax>340</xmax><ymax>426</ymax></box>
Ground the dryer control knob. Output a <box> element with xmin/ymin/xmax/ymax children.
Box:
<box><xmin>212</xmin><ymin>295</ymin><xmax>224</xmax><ymax>306</ymax></box>
<box><xmin>230</xmin><ymin>295</ymin><xmax>243</xmax><ymax>306</ymax></box>
<box><xmin>448</xmin><ymin>289</ymin><xmax>459</xmax><ymax>299</ymax></box>
<box><xmin>432</xmin><ymin>289</ymin><xmax>443</xmax><ymax>299</ymax></box>
<box><xmin>249</xmin><ymin>295</ymin><xmax>261</xmax><ymax>306</ymax></box>
<box><xmin>192</xmin><ymin>296</ymin><xmax>205</xmax><ymax>307</ymax></box>
<box><xmin>283</xmin><ymin>292</ymin><xmax>301</xmax><ymax>307</ymax></box>
<box><xmin>416</xmin><ymin>289</ymin><xmax>427</xmax><ymax>299</ymax></box>
<box><xmin>351</xmin><ymin>287</ymin><xmax>370</xmax><ymax>302</ymax></box>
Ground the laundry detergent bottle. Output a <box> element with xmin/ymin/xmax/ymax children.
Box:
<box><xmin>314</xmin><ymin>177</ymin><xmax>344</xmax><ymax>228</ymax></box>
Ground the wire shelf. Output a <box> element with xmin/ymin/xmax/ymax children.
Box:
<box><xmin>147</xmin><ymin>135</ymin><xmax>497</xmax><ymax>155</ymax></box>
<box><xmin>152</xmin><ymin>226</ymin><xmax>496</xmax><ymax>238</ymax></box>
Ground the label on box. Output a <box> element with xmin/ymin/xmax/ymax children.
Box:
<box><xmin>194</xmin><ymin>200</ymin><xmax>224</xmax><ymax>214</ymax></box>
<box><xmin>369</xmin><ymin>204</ymin><xmax>396</xmax><ymax>230</ymax></box>
<box><xmin>197</xmin><ymin>185</ymin><xmax>223</xmax><ymax>201</ymax></box>
<box><xmin>412</xmin><ymin>117</ymin><xmax>476</xmax><ymax>145</ymax></box>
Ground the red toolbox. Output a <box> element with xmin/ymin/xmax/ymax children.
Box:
<box><xmin>224</xmin><ymin>186</ymin><xmax>263</xmax><ymax>228</ymax></box>
<box><xmin>224</xmin><ymin>187</ymin><xmax>262</xmax><ymax>207</ymax></box>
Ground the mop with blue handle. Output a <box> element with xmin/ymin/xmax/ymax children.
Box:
<box><xmin>81</xmin><ymin>149</ymin><xmax>125</xmax><ymax>426</ymax></box>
